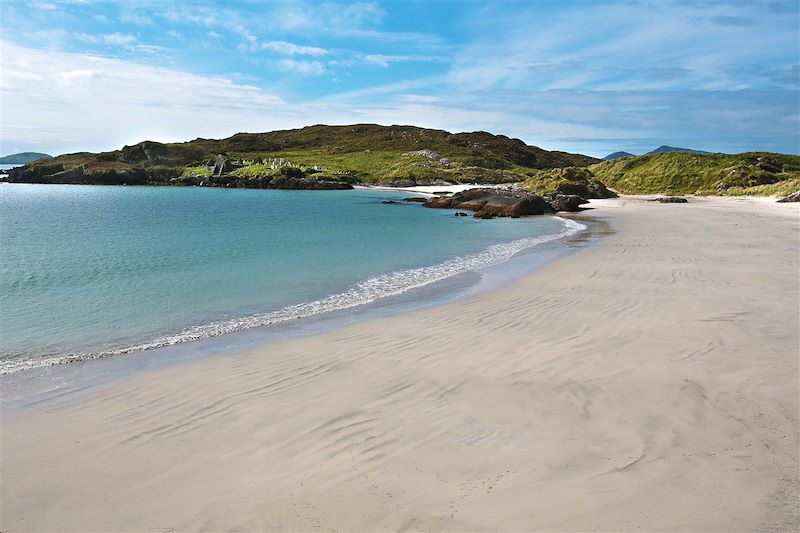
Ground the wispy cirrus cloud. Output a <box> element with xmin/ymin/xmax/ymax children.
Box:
<box><xmin>75</xmin><ymin>32</ymin><xmax>135</xmax><ymax>46</ymax></box>
<box><xmin>446</xmin><ymin>0</ymin><xmax>798</xmax><ymax>92</ymax></box>
<box><xmin>74</xmin><ymin>32</ymin><xmax>167</xmax><ymax>54</ymax></box>
<box><xmin>239</xmin><ymin>39</ymin><xmax>328</xmax><ymax>57</ymax></box>
<box><xmin>362</xmin><ymin>54</ymin><xmax>441</xmax><ymax>67</ymax></box>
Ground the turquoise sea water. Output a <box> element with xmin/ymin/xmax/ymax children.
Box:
<box><xmin>0</xmin><ymin>184</ymin><xmax>583</xmax><ymax>374</ymax></box>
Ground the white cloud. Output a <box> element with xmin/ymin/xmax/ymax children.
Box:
<box><xmin>75</xmin><ymin>33</ymin><xmax>135</xmax><ymax>46</ymax></box>
<box><xmin>30</xmin><ymin>2</ymin><xmax>58</xmax><ymax>10</ymax></box>
<box><xmin>362</xmin><ymin>54</ymin><xmax>438</xmax><ymax>67</ymax></box>
<box><xmin>277</xmin><ymin>59</ymin><xmax>326</xmax><ymax>76</ymax></box>
<box><xmin>160</xmin><ymin>6</ymin><xmax>219</xmax><ymax>27</ymax></box>
<box><xmin>120</xmin><ymin>9</ymin><xmax>152</xmax><ymax>26</ymax></box>
<box><xmin>3</xmin><ymin>0</ymin><xmax>797</xmax><ymax>160</ymax></box>
<box><xmin>242</xmin><ymin>40</ymin><xmax>328</xmax><ymax>57</ymax></box>
<box><xmin>104</xmin><ymin>33</ymin><xmax>136</xmax><ymax>46</ymax></box>
<box><xmin>1</xmin><ymin>41</ymin><xmax>288</xmax><ymax>154</ymax></box>
<box><xmin>445</xmin><ymin>1</ymin><xmax>798</xmax><ymax>93</ymax></box>
<box><xmin>269</xmin><ymin>1</ymin><xmax>386</xmax><ymax>32</ymax></box>
<box><xmin>323</xmin><ymin>1</ymin><xmax>386</xmax><ymax>29</ymax></box>
<box><xmin>73</xmin><ymin>33</ymin><xmax>166</xmax><ymax>55</ymax></box>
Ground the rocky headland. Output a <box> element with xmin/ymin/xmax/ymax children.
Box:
<box><xmin>4</xmin><ymin>124</ymin><xmax>598</xmax><ymax>191</ymax></box>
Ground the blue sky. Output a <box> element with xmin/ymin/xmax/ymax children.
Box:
<box><xmin>1</xmin><ymin>0</ymin><xmax>798</xmax><ymax>157</ymax></box>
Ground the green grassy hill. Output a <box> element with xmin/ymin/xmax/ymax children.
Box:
<box><xmin>589</xmin><ymin>152</ymin><xmax>800</xmax><ymax>196</ymax></box>
<box><xmin>8</xmin><ymin>124</ymin><xmax>598</xmax><ymax>187</ymax></box>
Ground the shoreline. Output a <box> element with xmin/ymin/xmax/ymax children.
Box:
<box><xmin>2</xmin><ymin>196</ymin><xmax>798</xmax><ymax>531</ymax></box>
<box><xmin>2</xmin><ymin>209</ymin><xmax>601</xmax><ymax>406</ymax></box>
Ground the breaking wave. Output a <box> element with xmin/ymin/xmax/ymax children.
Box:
<box><xmin>1</xmin><ymin>218</ymin><xmax>585</xmax><ymax>375</ymax></box>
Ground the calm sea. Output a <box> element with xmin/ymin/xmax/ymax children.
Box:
<box><xmin>0</xmin><ymin>184</ymin><xmax>583</xmax><ymax>374</ymax></box>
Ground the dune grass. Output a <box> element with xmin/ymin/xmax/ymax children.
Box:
<box><xmin>590</xmin><ymin>152</ymin><xmax>800</xmax><ymax>196</ymax></box>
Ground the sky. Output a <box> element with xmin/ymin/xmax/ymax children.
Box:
<box><xmin>1</xmin><ymin>0</ymin><xmax>798</xmax><ymax>158</ymax></box>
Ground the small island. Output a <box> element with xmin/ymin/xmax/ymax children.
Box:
<box><xmin>0</xmin><ymin>152</ymin><xmax>52</xmax><ymax>165</ymax></box>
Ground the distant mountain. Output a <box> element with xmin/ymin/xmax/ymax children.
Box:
<box><xmin>603</xmin><ymin>151</ymin><xmax>635</xmax><ymax>160</ymax></box>
<box><xmin>0</xmin><ymin>152</ymin><xmax>52</xmax><ymax>165</ymax></box>
<box><xmin>645</xmin><ymin>146</ymin><xmax>710</xmax><ymax>155</ymax></box>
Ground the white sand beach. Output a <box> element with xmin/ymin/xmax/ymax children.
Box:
<box><xmin>2</xmin><ymin>196</ymin><xmax>798</xmax><ymax>531</ymax></box>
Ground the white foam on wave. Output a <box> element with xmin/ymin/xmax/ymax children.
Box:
<box><xmin>1</xmin><ymin>217</ymin><xmax>586</xmax><ymax>375</ymax></box>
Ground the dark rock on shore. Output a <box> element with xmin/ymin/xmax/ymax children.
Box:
<box><xmin>546</xmin><ymin>194</ymin><xmax>589</xmax><ymax>212</ymax></box>
<box><xmin>267</xmin><ymin>177</ymin><xmax>353</xmax><ymax>190</ymax></box>
<box><xmin>6</xmin><ymin>164</ymin><xmax>353</xmax><ymax>190</ymax></box>
<box><xmin>403</xmin><ymin>197</ymin><xmax>428</xmax><ymax>202</ymax></box>
<box><xmin>382</xmin><ymin>200</ymin><xmax>400</xmax><ymax>204</ymax></box>
<box><xmin>648</xmin><ymin>197</ymin><xmax>689</xmax><ymax>203</ymax></box>
<box><xmin>7</xmin><ymin>164</ymin><xmax>154</xmax><ymax>185</ymax></box>
<box><xmin>454</xmin><ymin>212</ymin><xmax>469</xmax><ymax>216</ymax></box>
<box><xmin>777</xmin><ymin>191</ymin><xmax>800</xmax><ymax>202</ymax></box>
<box><xmin>424</xmin><ymin>188</ymin><xmax>559</xmax><ymax>217</ymax></box>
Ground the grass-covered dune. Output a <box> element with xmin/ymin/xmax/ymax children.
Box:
<box><xmin>7</xmin><ymin>124</ymin><xmax>599</xmax><ymax>187</ymax></box>
<box><xmin>590</xmin><ymin>152</ymin><xmax>800</xmax><ymax>196</ymax></box>
<box><xmin>520</xmin><ymin>166</ymin><xmax>618</xmax><ymax>198</ymax></box>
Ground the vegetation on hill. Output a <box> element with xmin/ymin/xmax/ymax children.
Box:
<box><xmin>520</xmin><ymin>167</ymin><xmax>617</xmax><ymax>198</ymax></box>
<box><xmin>589</xmin><ymin>152</ymin><xmax>800</xmax><ymax>195</ymax></box>
<box><xmin>0</xmin><ymin>152</ymin><xmax>52</xmax><ymax>165</ymax></box>
<box><xmin>8</xmin><ymin>127</ymin><xmax>796</xmax><ymax>198</ymax></box>
<box><xmin>6</xmin><ymin>124</ymin><xmax>598</xmax><ymax>187</ymax></box>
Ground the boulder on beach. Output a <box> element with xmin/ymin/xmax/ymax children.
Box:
<box><xmin>648</xmin><ymin>196</ymin><xmax>689</xmax><ymax>203</ymax></box>
<box><xmin>777</xmin><ymin>191</ymin><xmax>800</xmax><ymax>203</ymax></box>
<box><xmin>424</xmin><ymin>187</ymin><xmax>558</xmax><ymax>217</ymax></box>
<box><xmin>547</xmin><ymin>194</ymin><xmax>589</xmax><ymax>212</ymax></box>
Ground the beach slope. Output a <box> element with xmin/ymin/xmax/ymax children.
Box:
<box><xmin>2</xmin><ymin>197</ymin><xmax>798</xmax><ymax>531</ymax></box>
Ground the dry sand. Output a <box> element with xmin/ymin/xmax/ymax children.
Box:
<box><xmin>2</xmin><ymin>196</ymin><xmax>798</xmax><ymax>531</ymax></box>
